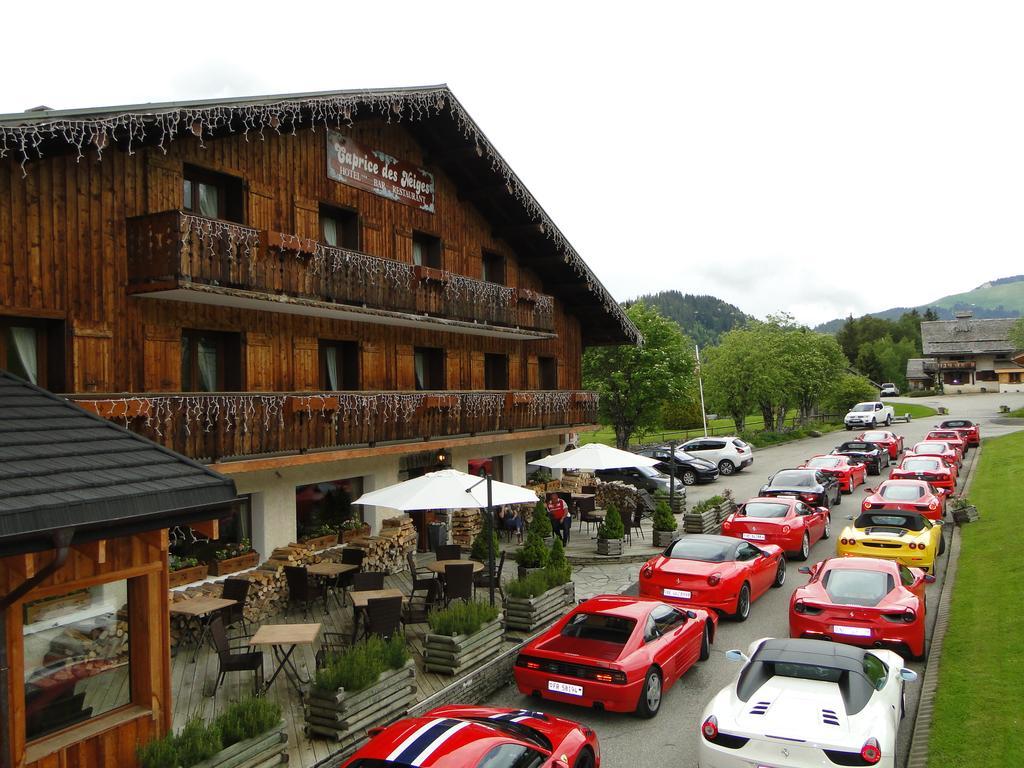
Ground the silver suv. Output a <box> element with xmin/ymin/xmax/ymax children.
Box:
<box><xmin>678</xmin><ymin>436</ymin><xmax>753</xmax><ymax>476</ymax></box>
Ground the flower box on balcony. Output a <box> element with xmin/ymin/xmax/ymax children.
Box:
<box><xmin>208</xmin><ymin>550</ymin><xmax>260</xmax><ymax>576</ymax></box>
<box><xmin>341</xmin><ymin>523</ymin><xmax>371</xmax><ymax>543</ymax></box>
<box><xmin>169</xmin><ymin>564</ymin><xmax>208</xmax><ymax>588</ymax></box>
<box><xmin>424</xmin><ymin>394</ymin><xmax>459</xmax><ymax>409</ymax></box>
<box><xmin>413</xmin><ymin>265</ymin><xmax>448</xmax><ymax>283</ymax></box>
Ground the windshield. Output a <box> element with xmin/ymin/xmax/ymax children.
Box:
<box><xmin>902</xmin><ymin>458</ymin><xmax>940</xmax><ymax>472</ymax></box>
<box><xmin>942</xmin><ymin>420</ymin><xmax>971</xmax><ymax>428</ymax></box>
<box><xmin>771</xmin><ymin>662</ymin><xmax>843</xmax><ymax>683</ymax></box>
<box><xmin>916</xmin><ymin>443</ymin><xmax>948</xmax><ymax>453</ymax></box>
<box><xmin>561</xmin><ymin>612</ymin><xmax>635</xmax><ymax>644</ymax></box>
<box><xmin>856</xmin><ymin>513</ymin><xmax>927</xmax><ymax>531</ymax></box>
<box><xmin>862</xmin><ymin>432</ymin><xmax>888</xmax><ymax>441</ymax></box>
<box><xmin>930</xmin><ymin>432</ymin><xmax>959</xmax><ymax>440</ymax></box>
<box><xmin>841</xmin><ymin>443</ymin><xmax>873</xmax><ymax>451</ymax></box>
<box><xmin>742</xmin><ymin>501</ymin><xmax>791</xmax><ymax>518</ymax></box>
<box><xmin>880</xmin><ymin>485</ymin><xmax>925</xmax><ymax>501</ymax></box>
<box><xmin>770</xmin><ymin>470</ymin><xmax>815</xmax><ymax>488</ymax></box>
<box><xmin>807</xmin><ymin>457</ymin><xmax>841</xmax><ymax>468</ymax></box>
<box><xmin>853</xmin><ymin>403</ymin><xmax>874</xmax><ymax>412</ymax></box>
<box><xmin>824</xmin><ymin>569</ymin><xmax>895</xmax><ymax>606</ymax></box>
<box><xmin>666</xmin><ymin>539</ymin><xmax>733</xmax><ymax>562</ymax></box>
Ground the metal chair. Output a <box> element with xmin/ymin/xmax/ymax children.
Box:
<box><xmin>209</xmin><ymin>615</ymin><xmax>263</xmax><ymax>693</ymax></box>
<box><xmin>443</xmin><ymin>562</ymin><xmax>475</xmax><ymax>605</ymax></box>
<box><xmin>473</xmin><ymin>550</ymin><xmax>506</xmax><ymax>602</ymax></box>
<box><xmin>363</xmin><ymin>596</ymin><xmax>404</xmax><ymax>641</ymax></box>
<box><xmin>352</xmin><ymin>571</ymin><xmax>385</xmax><ymax>592</ymax></box>
<box><xmin>284</xmin><ymin>565</ymin><xmax>324</xmax><ymax>617</ymax></box>
<box><xmin>624</xmin><ymin>507</ymin><xmax>645</xmax><ymax>546</ymax></box>
<box><xmin>406</xmin><ymin>551</ymin><xmax>439</xmax><ymax>622</ymax></box>
<box><xmin>219</xmin><ymin>578</ymin><xmax>250</xmax><ymax>634</ymax></box>
<box><xmin>435</xmin><ymin>544</ymin><xmax>462</xmax><ymax>561</ymax></box>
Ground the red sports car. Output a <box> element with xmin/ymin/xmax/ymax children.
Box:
<box><xmin>925</xmin><ymin>430</ymin><xmax>966</xmax><ymax>458</ymax></box>
<box><xmin>939</xmin><ymin>417</ymin><xmax>981</xmax><ymax>447</ymax></box>
<box><xmin>721</xmin><ymin>496</ymin><xmax>831</xmax><ymax>560</ymax></box>
<box><xmin>861</xmin><ymin>479</ymin><xmax>946</xmax><ymax>520</ymax></box>
<box><xmin>798</xmin><ymin>454</ymin><xmax>867</xmax><ymax>493</ymax></box>
<box><xmin>891</xmin><ymin>455</ymin><xmax>958</xmax><ymax>492</ymax></box>
<box><xmin>638</xmin><ymin>534</ymin><xmax>786</xmax><ymax>621</ymax></box>
<box><xmin>339</xmin><ymin>705</ymin><xmax>600</xmax><ymax>768</ymax></box>
<box><xmin>514</xmin><ymin>595</ymin><xmax>715</xmax><ymax>718</ymax></box>
<box><xmin>790</xmin><ymin>556</ymin><xmax>933</xmax><ymax>658</ymax></box>
<box><xmin>857</xmin><ymin>429</ymin><xmax>905</xmax><ymax>459</ymax></box>
<box><xmin>909</xmin><ymin>440</ymin><xmax>961</xmax><ymax>468</ymax></box>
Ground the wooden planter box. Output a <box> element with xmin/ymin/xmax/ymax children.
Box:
<box><xmin>504</xmin><ymin>582</ymin><xmax>575</xmax><ymax>633</ymax></box>
<box><xmin>208</xmin><ymin>550</ymin><xmax>259</xmax><ymax>576</ymax></box>
<box><xmin>953</xmin><ymin>505</ymin><xmax>979</xmax><ymax>524</ymax></box>
<box><xmin>169</xmin><ymin>564</ymin><xmax>208</xmax><ymax>588</ymax></box>
<box><xmin>193</xmin><ymin>722</ymin><xmax>287</xmax><ymax>768</ymax></box>
<box><xmin>683</xmin><ymin>501</ymin><xmax>736</xmax><ymax>535</ymax></box>
<box><xmin>516</xmin><ymin>564</ymin><xmax>545</xmax><ymax>581</ymax></box>
<box><xmin>305</xmin><ymin>660</ymin><xmax>416</xmax><ymax>752</ymax></box>
<box><xmin>297</xmin><ymin>534</ymin><xmax>339</xmax><ymax>551</ymax></box>
<box><xmin>597</xmin><ymin>538</ymin><xmax>623</xmax><ymax>556</ymax></box>
<box><xmin>341</xmin><ymin>524</ymin><xmax>371</xmax><ymax>543</ymax></box>
<box><xmin>652</xmin><ymin>529</ymin><xmax>681</xmax><ymax>548</ymax></box>
<box><xmin>423</xmin><ymin>617</ymin><xmax>504</xmax><ymax>675</ymax></box>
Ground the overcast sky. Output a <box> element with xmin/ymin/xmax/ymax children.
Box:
<box><xmin>5</xmin><ymin>1</ymin><xmax>1024</xmax><ymax>326</ymax></box>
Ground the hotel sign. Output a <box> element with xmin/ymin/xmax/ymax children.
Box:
<box><xmin>327</xmin><ymin>131</ymin><xmax>435</xmax><ymax>213</ymax></box>
<box><xmin>938</xmin><ymin>361</ymin><xmax>975</xmax><ymax>370</ymax></box>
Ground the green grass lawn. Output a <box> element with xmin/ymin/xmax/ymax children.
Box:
<box><xmin>927</xmin><ymin>431</ymin><xmax>1024</xmax><ymax>767</ymax></box>
<box><xmin>889</xmin><ymin>401</ymin><xmax>938</xmax><ymax>420</ymax></box>
<box><xmin>1008</xmin><ymin>407</ymin><xmax>1024</xmax><ymax>418</ymax></box>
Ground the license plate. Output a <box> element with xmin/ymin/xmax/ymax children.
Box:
<box><xmin>663</xmin><ymin>588</ymin><xmax>692</xmax><ymax>599</ymax></box>
<box><xmin>548</xmin><ymin>680</ymin><xmax>583</xmax><ymax>696</ymax></box>
<box><xmin>742</xmin><ymin>533</ymin><xmax>766</xmax><ymax>541</ymax></box>
<box><xmin>833</xmin><ymin>625</ymin><xmax>871</xmax><ymax>637</ymax></box>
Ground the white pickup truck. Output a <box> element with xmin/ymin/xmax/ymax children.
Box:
<box><xmin>844</xmin><ymin>401</ymin><xmax>895</xmax><ymax>429</ymax></box>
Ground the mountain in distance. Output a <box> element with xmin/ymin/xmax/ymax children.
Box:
<box><xmin>814</xmin><ymin>274</ymin><xmax>1024</xmax><ymax>333</ymax></box>
<box><xmin>627</xmin><ymin>290</ymin><xmax>751</xmax><ymax>347</ymax></box>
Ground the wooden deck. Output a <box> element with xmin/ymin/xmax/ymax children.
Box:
<box><xmin>169</xmin><ymin>559</ymin><xmax>510</xmax><ymax>767</ymax></box>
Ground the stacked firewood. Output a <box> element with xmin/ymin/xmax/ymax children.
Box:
<box><xmin>45</xmin><ymin>618</ymin><xmax>129</xmax><ymax>664</ymax></box>
<box><xmin>346</xmin><ymin>515</ymin><xmax>416</xmax><ymax>573</ymax></box>
<box><xmin>450</xmin><ymin>509</ymin><xmax>483</xmax><ymax>548</ymax></box>
<box><xmin>169</xmin><ymin>568</ymin><xmax>290</xmax><ymax>647</ymax></box>
<box><xmin>266</xmin><ymin>542</ymin><xmax>323</xmax><ymax>569</ymax></box>
<box><xmin>594</xmin><ymin>481</ymin><xmax>642</xmax><ymax>515</ymax></box>
<box><xmin>557</xmin><ymin>472</ymin><xmax>595</xmax><ymax>493</ymax></box>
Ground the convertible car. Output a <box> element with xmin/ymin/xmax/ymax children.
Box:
<box><xmin>798</xmin><ymin>455</ymin><xmax>867</xmax><ymax>493</ymax></box>
<box><xmin>837</xmin><ymin>510</ymin><xmax>945</xmax><ymax>572</ymax></box>
<box><xmin>339</xmin><ymin>705</ymin><xmax>600</xmax><ymax>768</ymax></box>
<box><xmin>938</xmin><ymin>418</ymin><xmax>980</xmax><ymax>447</ymax></box>
<box><xmin>861</xmin><ymin>479</ymin><xmax>947</xmax><ymax>521</ymax></box>
<box><xmin>832</xmin><ymin>440</ymin><xmax>890</xmax><ymax>476</ymax></box>
<box><xmin>698</xmin><ymin>638</ymin><xmax>918</xmax><ymax>768</ymax></box>
<box><xmin>857</xmin><ymin>430</ymin><xmax>905</xmax><ymax>459</ymax></box>
<box><xmin>790</xmin><ymin>557</ymin><xmax>933</xmax><ymax>659</ymax></box>
<box><xmin>759</xmin><ymin>468</ymin><xmax>841</xmax><ymax>508</ymax></box>
<box><xmin>890</xmin><ymin>455</ymin><xmax>958</xmax><ymax>492</ymax></box>
<box><xmin>639</xmin><ymin>535</ymin><xmax>786</xmax><ymax>620</ymax></box>
<box><xmin>721</xmin><ymin>496</ymin><xmax>830</xmax><ymax>561</ymax></box>
<box><xmin>514</xmin><ymin>595</ymin><xmax>715</xmax><ymax>718</ymax></box>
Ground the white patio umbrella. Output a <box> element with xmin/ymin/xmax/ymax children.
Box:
<box><xmin>352</xmin><ymin>468</ymin><xmax>538</xmax><ymax>511</ymax></box>
<box><xmin>528</xmin><ymin>442</ymin><xmax>660</xmax><ymax>471</ymax></box>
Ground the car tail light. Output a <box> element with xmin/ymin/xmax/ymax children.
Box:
<box><xmin>929</xmin><ymin>499</ymin><xmax>939</xmax><ymax>511</ymax></box>
<box><xmin>701</xmin><ymin>715</ymin><xmax>719</xmax><ymax>740</ymax></box>
<box><xmin>642</xmin><ymin>565</ymin><xmax>653</xmax><ymax>579</ymax></box>
<box><xmin>860</xmin><ymin>737</ymin><xmax>882</xmax><ymax>764</ymax></box>
<box><xmin>707</xmin><ymin>573</ymin><xmax>721</xmax><ymax>587</ymax></box>
<box><xmin>909</xmin><ymin>542</ymin><xmax>921</xmax><ymax>550</ymax></box>
<box><xmin>801</xmin><ymin>493</ymin><xmax>816</xmax><ymax>502</ymax></box>
<box><xmin>722</xmin><ymin>521</ymin><xmax>732</xmax><ymax>531</ymax></box>
<box><xmin>840</xmin><ymin>537</ymin><xmax>851</xmax><ymax>545</ymax></box>
<box><xmin>793</xmin><ymin>598</ymin><xmax>823</xmax><ymax>615</ymax></box>
<box><xmin>863</xmin><ymin>502</ymin><xmax>875</xmax><ymax>510</ymax></box>
<box><xmin>782</xmin><ymin>525</ymin><xmax>791</xmax><ymax>534</ymax></box>
<box><xmin>903</xmin><ymin>609</ymin><xmax>916</xmax><ymax>623</ymax></box>
<box><xmin>593</xmin><ymin>670</ymin><xmax>627</xmax><ymax>684</ymax></box>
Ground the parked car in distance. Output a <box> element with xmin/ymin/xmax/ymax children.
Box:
<box><xmin>938</xmin><ymin>418</ymin><xmax>981</xmax><ymax>447</ymax></box>
<box><xmin>861</xmin><ymin>479</ymin><xmax>947</xmax><ymax>521</ymax></box>
<box><xmin>798</xmin><ymin>454</ymin><xmax>867</xmax><ymax>493</ymax></box>
<box><xmin>890</xmin><ymin>455</ymin><xmax>958</xmax><ymax>491</ymax></box>
<box><xmin>924</xmin><ymin>429</ymin><xmax>967</xmax><ymax>457</ymax></box>
<box><xmin>844</xmin><ymin>401</ymin><xmax>895</xmax><ymax>429</ymax></box>
<box><xmin>514</xmin><ymin>595</ymin><xmax>715</xmax><ymax>718</ymax></box>
<box><xmin>759</xmin><ymin>468</ymin><xmax>842</xmax><ymax>508</ymax></box>
<box><xmin>595</xmin><ymin>465</ymin><xmax>675</xmax><ymax>495</ymax></box>
<box><xmin>678</xmin><ymin>436</ymin><xmax>753</xmax><ymax>477</ymax></box>
<box><xmin>857</xmin><ymin>429</ymin><xmax>905</xmax><ymax>459</ymax></box>
<box><xmin>832</xmin><ymin>440</ymin><xmax>891</xmax><ymax>475</ymax></box>
<box><xmin>634</xmin><ymin>446</ymin><xmax>720</xmax><ymax>485</ymax></box>
<box><xmin>880</xmin><ymin>382</ymin><xmax>900</xmax><ymax>397</ymax></box>
<box><xmin>721</xmin><ymin>496</ymin><xmax>830</xmax><ymax>561</ymax></box>
<box><xmin>907</xmin><ymin>440</ymin><xmax>961</xmax><ymax>469</ymax></box>
<box><xmin>837</xmin><ymin>510</ymin><xmax>945</xmax><ymax>572</ymax></box>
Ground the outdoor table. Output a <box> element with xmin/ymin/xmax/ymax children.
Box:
<box><xmin>249</xmin><ymin>622</ymin><xmax>321</xmax><ymax>697</ymax></box>
<box><xmin>306</xmin><ymin>561</ymin><xmax>358</xmax><ymax>609</ymax></box>
<box><xmin>169</xmin><ymin>596</ymin><xmax>237</xmax><ymax>663</ymax></box>
<box><xmin>571</xmin><ymin>493</ymin><xmax>596</xmax><ymax>514</ymax></box>
<box><xmin>425</xmin><ymin>559</ymin><xmax>485</xmax><ymax>575</ymax></box>
<box><xmin>350</xmin><ymin>588</ymin><xmax>407</xmax><ymax>640</ymax></box>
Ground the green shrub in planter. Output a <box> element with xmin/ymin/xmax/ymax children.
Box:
<box><xmin>470</xmin><ymin>512</ymin><xmax>500</xmax><ymax>563</ymax></box>
<box><xmin>529</xmin><ymin>501</ymin><xmax>553</xmax><ymax>538</ymax></box>
<box><xmin>597</xmin><ymin>504</ymin><xmax>624</xmax><ymax>540</ymax></box>
<box><xmin>691</xmin><ymin>495</ymin><xmax>726</xmax><ymax>514</ymax></box>
<box><xmin>506</xmin><ymin>570</ymin><xmax>553</xmax><ymax>599</ymax></box>
<box><xmin>174</xmin><ymin>717</ymin><xmax>223</xmax><ymax>767</ymax></box>
<box><xmin>314</xmin><ymin>634</ymin><xmax>409</xmax><ymax>693</ymax></box>
<box><xmin>217</xmin><ymin>697</ymin><xmax>282</xmax><ymax>748</ymax></box>
<box><xmin>652</xmin><ymin>501</ymin><xmax>676</xmax><ymax>533</ymax></box>
<box><xmin>428</xmin><ymin>600</ymin><xmax>500</xmax><ymax>636</ymax></box>
<box><xmin>137</xmin><ymin>735</ymin><xmax>179</xmax><ymax>768</ymax></box>
<box><xmin>545</xmin><ymin>537</ymin><xmax>572</xmax><ymax>585</ymax></box>
<box><xmin>515</xmin><ymin>530</ymin><xmax>550</xmax><ymax>569</ymax></box>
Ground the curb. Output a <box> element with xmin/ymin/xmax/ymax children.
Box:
<box><xmin>905</xmin><ymin>442</ymin><xmax>981</xmax><ymax>768</ymax></box>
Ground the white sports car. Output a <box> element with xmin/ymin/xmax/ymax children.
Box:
<box><xmin>698</xmin><ymin>637</ymin><xmax>917</xmax><ymax>768</ymax></box>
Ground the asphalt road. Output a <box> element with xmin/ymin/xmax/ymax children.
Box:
<box><xmin>485</xmin><ymin>393</ymin><xmax>1024</xmax><ymax>768</ymax></box>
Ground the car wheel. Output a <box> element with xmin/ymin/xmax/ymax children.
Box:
<box><xmin>772</xmin><ymin>557</ymin><xmax>787</xmax><ymax>587</ymax></box>
<box><xmin>681</xmin><ymin>469</ymin><xmax>697</xmax><ymax>486</ymax></box>
<box><xmin>833</xmin><ymin>488</ymin><xmax>842</xmax><ymax>506</ymax></box>
<box><xmin>718</xmin><ymin>460</ymin><xmax>735</xmax><ymax>476</ymax></box>
<box><xmin>733</xmin><ymin>583</ymin><xmax>751</xmax><ymax>621</ymax></box>
<box><xmin>699</xmin><ymin>623</ymin><xmax>711</xmax><ymax>660</ymax></box>
<box><xmin>636</xmin><ymin>667</ymin><xmax>663</xmax><ymax>718</ymax></box>
<box><xmin>822</xmin><ymin>514</ymin><xmax>832</xmax><ymax>539</ymax></box>
<box><xmin>938</xmin><ymin>534</ymin><xmax>946</xmax><ymax>556</ymax></box>
<box><xmin>885</xmin><ymin>415</ymin><xmax>892</xmax><ymax>426</ymax></box>
<box><xmin>868</xmin><ymin>461</ymin><xmax>880</xmax><ymax>476</ymax></box>
<box><xmin>796</xmin><ymin>533</ymin><xmax>810</xmax><ymax>561</ymax></box>
<box><xmin>574</xmin><ymin>748</ymin><xmax>596</xmax><ymax>768</ymax></box>
<box><xmin>900</xmin><ymin>686</ymin><xmax>907</xmax><ymax>720</ymax></box>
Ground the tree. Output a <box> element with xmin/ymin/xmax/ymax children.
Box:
<box><xmin>583</xmin><ymin>302</ymin><xmax>696</xmax><ymax>448</ymax></box>
<box><xmin>821</xmin><ymin>374</ymin><xmax>879</xmax><ymax>416</ymax></box>
<box><xmin>1010</xmin><ymin>318</ymin><xmax>1024</xmax><ymax>351</ymax></box>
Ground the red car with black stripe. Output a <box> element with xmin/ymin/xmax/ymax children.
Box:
<box><xmin>639</xmin><ymin>534</ymin><xmax>786</xmax><ymax>621</ymax></box>
<box><xmin>856</xmin><ymin>429</ymin><xmax>905</xmax><ymax>459</ymax></box>
<box><xmin>798</xmin><ymin>454</ymin><xmax>867</xmax><ymax>493</ymax></box>
<box><xmin>939</xmin><ymin>418</ymin><xmax>981</xmax><ymax>447</ymax></box>
<box><xmin>721</xmin><ymin>496</ymin><xmax>831</xmax><ymax>561</ymax></box>
<box><xmin>514</xmin><ymin>595</ymin><xmax>715</xmax><ymax>718</ymax></box>
<box><xmin>339</xmin><ymin>705</ymin><xmax>600</xmax><ymax>768</ymax></box>
<box><xmin>790</xmin><ymin>556</ymin><xmax>934</xmax><ymax>659</ymax></box>
<box><xmin>861</xmin><ymin>479</ymin><xmax>947</xmax><ymax>521</ymax></box>
<box><xmin>891</xmin><ymin>455</ymin><xmax>958</xmax><ymax>492</ymax></box>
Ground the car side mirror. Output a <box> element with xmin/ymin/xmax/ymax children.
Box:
<box><xmin>685</xmin><ymin>610</ymin><xmax>698</xmax><ymax>619</ymax></box>
<box><xmin>725</xmin><ymin>649</ymin><xmax>748</xmax><ymax>663</ymax></box>
<box><xmin>551</xmin><ymin>759</ymin><xmax>570</xmax><ymax>768</ymax></box>
<box><xmin>899</xmin><ymin>668</ymin><xmax>919</xmax><ymax>683</ymax></box>
<box><xmin>797</xmin><ymin>566</ymin><xmax>812</xmax><ymax>574</ymax></box>
<box><xmin>847</xmin><ymin>515</ymin><xmax>854</xmax><ymax>520</ymax></box>
<box><xmin>924</xmin><ymin>574</ymin><xmax>936</xmax><ymax>583</ymax></box>
<box><xmin>864</xmin><ymin>488</ymin><xmax>873</xmax><ymax>494</ymax></box>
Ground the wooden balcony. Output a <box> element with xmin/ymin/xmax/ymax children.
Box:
<box><xmin>73</xmin><ymin>390</ymin><xmax>598</xmax><ymax>463</ymax></box>
<box><xmin>126</xmin><ymin>211</ymin><xmax>556</xmax><ymax>336</ymax></box>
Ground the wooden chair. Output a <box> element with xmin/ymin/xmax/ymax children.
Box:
<box><xmin>578</xmin><ymin>507</ymin><xmax>604</xmax><ymax>537</ymax></box>
<box><xmin>219</xmin><ymin>577</ymin><xmax>250</xmax><ymax>634</ymax></box>
<box><xmin>209</xmin><ymin>616</ymin><xmax>263</xmax><ymax>693</ymax></box>
<box><xmin>363</xmin><ymin>596</ymin><xmax>404</xmax><ymax>641</ymax></box>
<box><xmin>406</xmin><ymin>551</ymin><xmax>439</xmax><ymax>622</ymax></box>
<box><xmin>435</xmin><ymin>544</ymin><xmax>462</xmax><ymax>561</ymax></box>
<box><xmin>443</xmin><ymin>562</ymin><xmax>475</xmax><ymax>606</ymax></box>
<box><xmin>352</xmin><ymin>571</ymin><xmax>385</xmax><ymax>592</ymax></box>
<box><xmin>624</xmin><ymin>507</ymin><xmax>645</xmax><ymax>546</ymax></box>
<box><xmin>473</xmin><ymin>550</ymin><xmax>506</xmax><ymax>602</ymax></box>
<box><xmin>284</xmin><ymin>566</ymin><xmax>323</xmax><ymax>617</ymax></box>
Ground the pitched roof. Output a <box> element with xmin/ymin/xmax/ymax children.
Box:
<box><xmin>921</xmin><ymin>317</ymin><xmax>1020</xmax><ymax>356</ymax></box>
<box><xmin>0</xmin><ymin>85</ymin><xmax>640</xmax><ymax>347</ymax></box>
<box><xmin>905</xmin><ymin>358</ymin><xmax>936</xmax><ymax>380</ymax></box>
<box><xmin>0</xmin><ymin>372</ymin><xmax>238</xmax><ymax>549</ymax></box>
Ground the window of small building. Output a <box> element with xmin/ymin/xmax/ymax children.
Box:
<box><xmin>181</xmin><ymin>329</ymin><xmax>242</xmax><ymax>392</ymax></box>
<box><xmin>22</xmin><ymin>579</ymin><xmax>131</xmax><ymax>741</ymax></box>
<box><xmin>412</xmin><ymin>231</ymin><xmax>442</xmax><ymax>268</ymax></box>
<box><xmin>484</xmin><ymin>353</ymin><xmax>509</xmax><ymax>390</ymax></box>
<box><xmin>319</xmin><ymin>339</ymin><xmax>360</xmax><ymax>390</ymax></box>
<box><xmin>481</xmin><ymin>251</ymin><xmax>506</xmax><ymax>285</ymax></box>
<box><xmin>538</xmin><ymin>356</ymin><xmax>558</xmax><ymax>390</ymax></box>
<box><xmin>0</xmin><ymin>318</ymin><xmax>65</xmax><ymax>391</ymax></box>
<box><xmin>320</xmin><ymin>204</ymin><xmax>359</xmax><ymax>250</ymax></box>
<box><xmin>414</xmin><ymin>347</ymin><xmax>445</xmax><ymax>390</ymax></box>
<box><xmin>182</xmin><ymin>165</ymin><xmax>244</xmax><ymax>223</ymax></box>
<box><xmin>296</xmin><ymin>477</ymin><xmax>364</xmax><ymax>539</ymax></box>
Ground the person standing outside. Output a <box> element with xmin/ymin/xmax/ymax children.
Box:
<box><xmin>546</xmin><ymin>493</ymin><xmax>571</xmax><ymax>545</ymax></box>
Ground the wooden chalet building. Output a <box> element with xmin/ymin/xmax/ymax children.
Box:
<box><xmin>0</xmin><ymin>85</ymin><xmax>638</xmax><ymax>563</ymax></box>
<box><xmin>921</xmin><ymin>312</ymin><xmax>1023</xmax><ymax>393</ymax></box>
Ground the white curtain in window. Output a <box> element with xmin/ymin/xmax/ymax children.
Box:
<box><xmin>8</xmin><ymin>327</ymin><xmax>38</xmax><ymax>384</ymax></box>
<box><xmin>325</xmin><ymin>347</ymin><xmax>339</xmax><ymax>390</ymax></box>
<box><xmin>412</xmin><ymin>240</ymin><xmax>423</xmax><ymax>266</ymax></box>
<box><xmin>198</xmin><ymin>183</ymin><xmax>219</xmax><ymax>218</ymax></box>
<box><xmin>198</xmin><ymin>339</ymin><xmax>219</xmax><ymax>392</ymax></box>
<box><xmin>414</xmin><ymin>351</ymin><xmax>426</xmax><ymax>390</ymax></box>
<box><xmin>323</xmin><ymin>218</ymin><xmax>338</xmax><ymax>247</ymax></box>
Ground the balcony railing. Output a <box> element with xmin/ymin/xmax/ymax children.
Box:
<box><xmin>126</xmin><ymin>211</ymin><xmax>556</xmax><ymax>333</ymax></box>
<box><xmin>73</xmin><ymin>390</ymin><xmax>598</xmax><ymax>463</ymax></box>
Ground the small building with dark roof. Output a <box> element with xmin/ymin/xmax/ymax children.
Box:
<box><xmin>0</xmin><ymin>372</ymin><xmax>240</xmax><ymax>768</ymax></box>
<box><xmin>920</xmin><ymin>312</ymin><xmax>1023</xmax><ymax>393</ymax></box>
<box><xmin>904</xmin><ymin>357</ymin><xmax>936</xmax><ymax>391</ymax></box>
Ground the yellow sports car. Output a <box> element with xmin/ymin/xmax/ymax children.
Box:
<box><xmin>837</xmin><ymin>510</ymin><xmax>945</xmax><ymax>572</ymax></box>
